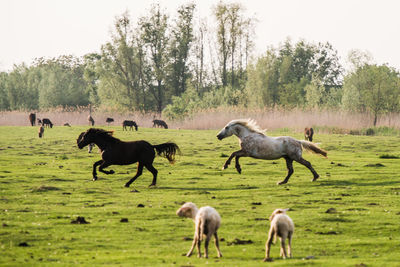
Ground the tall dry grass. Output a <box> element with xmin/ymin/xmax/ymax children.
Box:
<box><xmin>173</xmin><ymin>107</ymin><xmax>400</xmax><ymax>132</ymax></box>
<box><xmin>2</xmin><ymin>106</ymin><xmax>400</xmax><ymax>133</ymax></box>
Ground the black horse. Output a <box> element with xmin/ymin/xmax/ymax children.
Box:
<box><xmin>122</xmin><ymin>120</ymin><xmax>138</xmax><ymax>131</ymax></box>
<box><xmin>106</xmin><ymin>117</ymin><xmax>114</xmax><ymax>125</ymax></box>
<box><xmin>152</xmin><ymin>119</ymin><xmax>168</xmax><ymax>129</ymax></box>
<box><xmin>29</xmin><ymin>113</ymin><xmax>36</xmax><ymax>126</ymax></box>
<box><xmin>42</xmin><ymin>118</ymin><xmax>53</xmax><ymax>128</ymax></box>
<box><xmin>77</xmin><ymin>128</ymin><xmax>179</xmax><ymax>187</ymax></box>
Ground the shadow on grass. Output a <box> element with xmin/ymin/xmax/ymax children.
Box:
<box><xmin>318</xmin><ymin>180</ymin><xmax>400</xmax><ymax>187</ymax></box>
<box><xmin>158</xmin><ymin>186</ymin><xmax>259</xmax><ymax>191</ymax></box>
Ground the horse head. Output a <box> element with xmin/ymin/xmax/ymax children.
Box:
<box><xmin>217</xmin><ymin>123</ymin><xmax>236</xmax><ymax>140</ymax></box>
<box><xmin>77</xmin><ymin>131</ymin><xmax>91</xmax><ymax>149</ymax></box>
<box><xmin>217</xmin><ymin>119</ymin><xmax>263</xmax><ymax>140</ymax></box>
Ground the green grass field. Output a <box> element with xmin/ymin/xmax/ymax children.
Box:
<box><xmin>1</xmin><ymin>126</ymin><xmax>400</xmax><ymax>266</ymax></box>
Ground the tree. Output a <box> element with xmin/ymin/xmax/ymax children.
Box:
<box><xmin>4</xmin><ymin>63</ymin><xmax>40</xmax><ymax>110</ymax></box>
<box><xmin>305</xmin><ymin>76</ymin><xmax>326</xmax><ymax>108</ymax></box>
<box><xmin>83</xmin><ymin>53</ymin><xmax>101</xmax><ymax>106</ymax></box>
<box><xmin>342</xmin><ymin>64</ymin><xmax>400</xmax><ymax>126</ymax></box>
<box><xmin>245</xmin><ymin>49</ymin><xmax>279</xmax><ymax>107</ymax></box>
<box><xmin>0</xmin><ymin>72</ymin><xmax>10</xmax><ymax>110</ymax></box>
<box><xmin>213</xmin><ymin>2</ymin><xmax>255</xmax><ymax>88</ymax></box>
<box><xmin>98</xmin><ymin>11</ymin><xmax>141</xmax><ymax>110</ymax></box>
<box><xmin>140</xmin><ymin>4</ymin><xmax>170</xmax><ymax>113</ymax></box>
<box><xmin>168</xmin><ymin>3</ymin><xmax>195</xmax><ymax>96</ymax></box>
<box><xmin>37</xmin><ymin>56</ymin><xmax>89</xmax><ymax>108</ymax></box>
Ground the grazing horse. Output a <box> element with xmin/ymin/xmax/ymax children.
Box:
<box><xmin>304</xmin><ymin>127</ymin><xmax>314</xmax><ymax>142</ymax></box>
<box><xmin>77</xmin><ymin>128</ymin><xmax>180</xmax><ymax>187</ymax></box>
<box><xmin>29</xmin><ymin>113</ymin><xmax>36</xmax><ymax>126</ymax></box>
<box><xmin>216</xmin><ymin>119</ymin><xmax>327</xmax><ymax>185</ymax></box>
<box><xmin>153</xmin><ymin>119</ymin><xmax>168</xmax><ymax>129</ymax></box>
<box><xmin>88</xmin><ymin>115</ymin><xmax>95</xmax><ymax>126</ymax></box>
<box><xmin>106</xmin><ymin>117</ymin><xmax>114</xmax><ymax>125</ymax></box>
<box><xmin>42</xmin><ymin>118</ymin><xmax>53</xmax><ymax>128</ymax></box>
<box><xmin>38</xmin><ymin>126</ymin><xmax>44</xmax><ymax>138</ymax></box>
<box><xmin>122</xmin><ymin>120</ymin><xmax>138</xmax><ymax>131</ymax></box>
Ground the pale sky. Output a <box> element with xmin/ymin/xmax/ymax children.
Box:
<box><xmin>1</xmin><ymin>0</ymin><xmax>400</xmax><ymax>72</ymax></box>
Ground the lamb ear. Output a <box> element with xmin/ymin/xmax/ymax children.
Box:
<box><xmin>177</xmin><ymin>207</ymin><xmax>190</xmax><ymax>215</ymax></box>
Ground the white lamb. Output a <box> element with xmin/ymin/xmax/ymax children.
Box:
<box><xmin>176</xmin><ymin>202</ymin><xmax>222</xmax><ymax>258</ymax></box>
<box><xmin>264</xmin><ymin>208</ymin><xmax>294</xmax><ymax>261</ymax></box>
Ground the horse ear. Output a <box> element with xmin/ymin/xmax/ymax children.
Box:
<box><xmin>275</xmin><ymin>209</ymin><xmax>284</xmax><ymax>214</ymax></box>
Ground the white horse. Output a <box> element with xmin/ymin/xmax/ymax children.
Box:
<box><xmin>216</xmin><ymin>119</ymin><xmax>327</xmax><ymax>185</ymax></box>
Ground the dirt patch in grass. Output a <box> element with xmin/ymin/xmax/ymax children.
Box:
<box><xmin>364</xmin><ymin>163</ymin><xmax>385</xmax><ymax>167</ymax></box>
<box><xmin>32</xmin><ymin>185</ymin><xmax>61</xmax><ymax>192</ymax></box>
<box><xmin>227</xmin><ymin>238</ymin><xmax>254</xmax><ymax>246</ymax></box>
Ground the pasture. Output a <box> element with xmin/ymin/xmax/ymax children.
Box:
<box><xmin>0</xmin><ymin>126</ymin><xmax>400</xmax><ymax>266</ymax></box>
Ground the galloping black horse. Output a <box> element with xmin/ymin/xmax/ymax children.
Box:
<box><xmin>77</xmin><ymin>128</ymin><xmax>179</xmax><ymax>187</ymax></box>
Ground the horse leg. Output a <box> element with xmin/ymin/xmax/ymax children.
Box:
<box><xmin>99</xmin><ymin>161</ymin><xmax>115</xmax><ymax>175</ymax></box>
<box><xmin>277</xmin><ymin>156</ymin><xmax>294</xmax><ymax>185</ymax></box>
<box><xmin>145</xmin><ymin>164</ymin><xmax>158</xmax><ymax>187</ymax></box>
<box><xmin>125</xmin><ymin>163</ymin><xmax>144</xmax><ymax>187</ymax></box>
<box><xmin>223</xmin><ymin>150</ymin><xmax>245</xmax><ymax>172</ymax></box>
<box><xmin>234</xmin><ymin>150</ymin><xmax>248</xmax><ymax>174</ymax></box>
<box><xmin>295</xmin><ymin>157</ymin><xmax>319</xmax><ymax>181</ymax></box>
<box><xmin>92</xmin><ymin>160</ymin><xmax>103</xmax><ymax>181</ymax></box>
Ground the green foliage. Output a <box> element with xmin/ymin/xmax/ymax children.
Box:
<box><xmin>245</xmin><ymin>39</ymin><xmax>343</xmax><ymax>109</ymax></box>
<box><xmin>37</xmin><ymin>56</ymin><xmax>89</xmax><ymax>108</ymax></box>
<box><xmin>163</xmin><ymin>85</ymin><xmax>247</xmax><ymax>120</ymax></box>
<box><xmin>1</xmin><ymin>126</ymin><xmax>400</xmax><ymax>266</ymax></box>
<box><xmin>342</xmin><ymin>64</ymin><xmax>400</xmax><ymax>125</ymax></box>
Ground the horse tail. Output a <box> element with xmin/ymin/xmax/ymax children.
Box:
<box><xmin>300</xmin><ymin>140</ymin><xmax>327</xmax><ymax>157</ymax></box>
<box><xmin>152</xmin><ymin>142</ymin><xmax>180</xmax><ymax>163</ymax></box>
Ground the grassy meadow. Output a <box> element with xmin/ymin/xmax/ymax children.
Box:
<box><xmin>1</xmin><ymin>125</ymin><xmax>400</xmax><ymax>266</ymax></box>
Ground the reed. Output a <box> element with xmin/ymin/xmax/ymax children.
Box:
<box><xmin>2</xmin><ymin>106</ymin><xmax>400</xmax><ymax>133</ymax></box>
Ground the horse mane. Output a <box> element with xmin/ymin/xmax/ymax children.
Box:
<box><xmin>88</xmin><ymin>128</ymin><xmax>120</xmax><ymax>143</ymax></box>
<box><xmin>228</xmin><ymin>119</ymin><xmax>265</xmax><ymax>135</ymax></box>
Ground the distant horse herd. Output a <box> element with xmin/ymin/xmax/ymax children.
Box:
<box><xmin>29</xmin><ymin>113</ymin><xmax>169</xmax><ymax>138</ymax></box>
<box><xmin>27</xmin><ymin>112</ymin><xmax>322</xmax><ymax>260</ymax></box>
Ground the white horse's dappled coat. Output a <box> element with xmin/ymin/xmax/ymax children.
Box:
<box><xmin>217</xmin><ymin>119</ymin><xmax>327</xmax><ymax>184</ymax></box>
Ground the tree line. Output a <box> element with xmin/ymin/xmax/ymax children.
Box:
<box><xmin>1</xmin><ymin>2</ymin><xmax>400</xmax><ymax>126</ymax></box>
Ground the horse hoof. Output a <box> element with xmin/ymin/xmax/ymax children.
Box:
<box><xmin>312</xmin><ymin>176</ymin><xmax>319</xmax><ymax>182</ymax></box>
<box><xmin>148</xmin><ymin>184</ymin><xmax>157</xmax><ymax>188</ymax></box>
<box><xmin>277</xmin><ymin>181</ymin><xmax>287</xmax><ymax>185</ymax></box>
<box><xmin>92</xmin><ymin>178</ymin><xmax>97</xmax><ymax>181</ymax></box>
<box><xmin>124</xmin><ymin>183</ymin><xmax>130</xmax><ymax>188</ymax></box>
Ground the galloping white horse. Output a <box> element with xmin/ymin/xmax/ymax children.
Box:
<box><xmin>216</xmin><ymin>119</ymin><xmax>327</xmax><ymax>185</ymax></box>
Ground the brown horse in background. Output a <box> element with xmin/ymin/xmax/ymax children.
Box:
<box><xmin>304</xmin><ymin>127</ymin><xmax>314</xmax><ymax>142</ymax></box>
<box><xmin>77</xmin><ymin>128</ymin><xmax>179</xmax><ymax>187</ymax></box>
